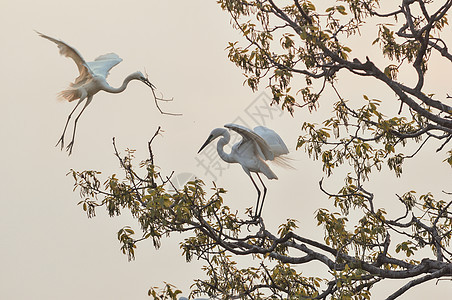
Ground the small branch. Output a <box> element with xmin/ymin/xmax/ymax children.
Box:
<box><xmin>147</xmin><ymin>126</ymin><xmax>162</xmax><ymax>166</ymax></box>
<box><xmin>294</xmin><ymin>0</ymin><xmax>312</xmax><ymax>24</ymax></box>
<box><xmin>404</xmin><ymin>135</ymin><xmax>431</xmax><ymax>159</ymax></box>
<box><xmin>436</xmin><ymin>135</ymin><xmax>452</xmax><ymax>152</ymax></box>
<box><xmin>112</xmin><ymin>137</ymin><xmax>144</xmax><ymax>206</ymax></box>
<box><xmin>145</xmin><ymin>76</ymin><xmax>182</xmax><ymax>116</ymax></box>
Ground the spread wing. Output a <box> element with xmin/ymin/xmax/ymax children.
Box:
<box><xmin>86</xmin><ymin>53</ymin><xmax>122</xmax><ymax>79</ymax></box>
<box><xmin>37</xmin><ymin>31</ymin><xmax>93</xmax><ymax>84</ymax></box>
<box><xmin>253</xmin><ymin>126</ymin><xmax>289</xmax><ymax>157</ymax></box>
<box><xmin>224</xmin><ymin>123</ymin><xmax>274</xmax><ymax>161</ymax></box>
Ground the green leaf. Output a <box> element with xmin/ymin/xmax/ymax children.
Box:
<box><xmin>336</xmin><ymin>5</ymin><xmax>347</xmax><ymax>15</ymax></box>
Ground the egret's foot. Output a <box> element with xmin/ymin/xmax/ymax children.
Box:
<box><xmin>243</xmin><ymin>216</ymin><xmax>261</xmax><ymax>231</ymax></box>
<box><xmin>55</xmin><ymin>136</ymin><xmax>65</xmax><ymax>150</ymax></box>
<box><xmin>245</xmin><ymin>210</ymin><xmax>261</xmax><ymax>224</ymax></box>
<box><xmin>253</xmin><ymin>215</ymin><xmax>262</xmax><ymax>222</ymax></box>
<box><xmin>250</xmin><ymin>215</ymin><xmax>262</xmax><ymax>224</ymax></box>
<box><xmin>66</xmin><ymin>141</ymin><xmax>74</xmax><ymax>156</ymax></box>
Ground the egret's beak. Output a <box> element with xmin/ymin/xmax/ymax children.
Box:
<box><xmin>198</xmin><ymin>135</ymin><xmax>213</xmax><ymax>154</ymax></box>
<box><xmin>141</xmin><ymin>77</ymin><xmax>156</xmax><ymax>89</ymax></box>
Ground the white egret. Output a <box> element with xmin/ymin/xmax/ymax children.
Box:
<box><xmin>198</xmin><ymin>123</ymin><xmax>291</xmax><ymax>218</ymax></box>
<box><xmin>37</xmin><ymin>31</ymin><xmax>176</xmax><ymax>155</ymax></box>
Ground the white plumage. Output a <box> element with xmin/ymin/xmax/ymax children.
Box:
<box><xmin>198</xmin><ymin>123</ymin><xmax>291</xmax><ymax>218</ymax></box>
<box><xmin>37</xmin><ymin>31</ymin><xmax>156</xmax><ymax>155</ymax></box>
<box><xmin>86</xmin><ymin>53</ymin><xmax>123</xmax><ymax>79</ymax></box>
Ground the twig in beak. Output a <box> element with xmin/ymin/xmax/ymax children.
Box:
<box><xmin>143</xmin><ymin>73</ymin><xmax>182</xmax><ymax>116</ymax></box>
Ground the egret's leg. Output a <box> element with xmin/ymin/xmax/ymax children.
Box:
<box><xmin>256</xmin><ymin>173</ymin><xmax>267</xmax><ymax>218</ymax></box>
<box><xmin>248</xmin><ymin>174</ymin><xmax>261</xmax><ymax>218</ymax></box>
<box><xmin>66</xmin><ymin>96</ymin><xmax>92</xmax><ymax>155</ymax></box>
<box><xmin>56</xmin><ymin>99</ymin><xmax>84</xmax><ymax>149</ymax></box>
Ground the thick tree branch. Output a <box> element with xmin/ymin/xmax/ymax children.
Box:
<box><xmin>386</xmin><ymin>266</ymin><xmax>452</xmax><ymax>300</ymax></box>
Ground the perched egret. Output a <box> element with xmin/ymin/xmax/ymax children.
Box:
<box><xmin>37</xmin><ymin>31</ymin><xmax>175</xmax><ymax>155</ymax></box>
<box><xmin>198</xmin><ymin>123</ymin><xmax>291</xmax><ymax>218</ymax></box>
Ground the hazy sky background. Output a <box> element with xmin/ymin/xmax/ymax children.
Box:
<box><xmin>1</xmin><ymin>0</ymin><xmax>451</xmax><ymax>299</ymax></box>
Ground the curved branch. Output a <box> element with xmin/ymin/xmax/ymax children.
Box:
<box><xmin>386</xmin><ymin>267</ymin><xmax>452</xmax><ymax>300</ymax></box>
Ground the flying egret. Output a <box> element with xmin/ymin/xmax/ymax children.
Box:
<box><xmin>37</xmin><ymin>31</ymin><xmax>177</xmax><ymax>155</ymax></box>
<box><xmin>198</xmin><ymin>123</ymin><xmax>291</xmax><ymax>218</ymax></box>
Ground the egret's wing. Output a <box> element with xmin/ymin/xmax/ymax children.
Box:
<box><xmin>254</xmin><ymin>126</ymin><xmax>289</xmax><ymax>157</ymax></box>
<box><xmin>87</xmin><ymin>53</ymin><xmax>122</xmax><ymax>78</ymax></box>
<box><xmin>254</xmin><ymin>126</ymin><xmax>295</xmax><ymax>169</ymax></box>
<box><xmin>37</xmin><ymin>31</ymin><xmax>92</xmax><ymax>83</ymax></box>
<box><xmin>225</xmin><ymin>123</ymin><xmax>274</xmax><ymax>160</ymax></box>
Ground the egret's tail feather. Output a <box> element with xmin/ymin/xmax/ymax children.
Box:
<box><xmin>272</xmin><ymin>156</ymin><xmax>296</xmax><ymax>170</ymax></box>
<box><xmin>58</xmin><ymin>89</ymin><xmax>80</xmax><ymax>102</ymax></box>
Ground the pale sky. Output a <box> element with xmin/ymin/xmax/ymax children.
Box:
<box><xmin>1</xmin><ymin>0</ymin><xmax>451</xmax><ymax>299</ymax></box>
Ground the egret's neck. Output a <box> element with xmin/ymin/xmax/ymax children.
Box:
<box><xmin>217</xmin><ymin>130</ymin><xmax>235</xmax><ymax>164</ymax></box>
<box><xmin>103</xmin><ymin>74</ymin><xmax>136</xmax><ymax>94</ymax></box>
